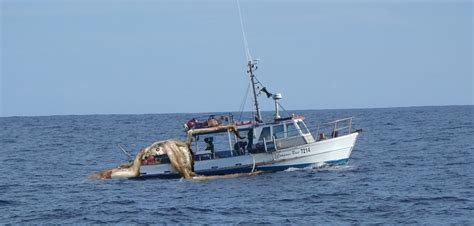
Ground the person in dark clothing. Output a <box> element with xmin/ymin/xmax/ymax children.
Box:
<box><xmin>204</xmin><ymin>137</ymin><xmax>214</xmax><ymax>154</ymax></box>
<box><xmin>234</xmin><ymin>141</ymin><xmax>248</xmax><ymax>155</ymax></box>
<box><xmin>247</xmin><ymin>129</ymin><xmax>254</xmax><ymax>152</ymax></box>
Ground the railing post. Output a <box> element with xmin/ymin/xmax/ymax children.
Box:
<box><xmin>316</xmin><ymin>124</ymin><xmax>320</xmax><ymax>138</ymax></box>
<box><xmin>349</xmin><ymin>118</ymin><xmax>352</xmax><ymax>134</ymax></box>
<box><xmin>273</xmin><ymin>136</ymin><xmax>277</xmax><ymax>151</ymax></box>
<box><xmin>263</xmin><ymin>137</ymin><xmax>267</xmax><ymax>152</ymax></box>
<box><xmin>227</xmin><ymin>129</ymin><xmax>233</xmax><ymax>157</ymax></box>
<box><xmin>196</xmin><ymin>139</ymin><xmax>199</xmax><ymax>156</ymax></box>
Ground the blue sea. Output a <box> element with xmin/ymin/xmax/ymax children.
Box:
<box><xmin>1</xmin><ymin>106</ymin><xmax>473</xmax><ymax>224</ymax></box>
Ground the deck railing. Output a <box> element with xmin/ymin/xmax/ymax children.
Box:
<box><xmin>264</xmin><ymin>117</ymin><xmax>355</xmax><ymax>151</ymax></box>
<box><xmin>313</xmin><ymin>117</ymin><xmax>353</xmax><ymax>141</ymax></box>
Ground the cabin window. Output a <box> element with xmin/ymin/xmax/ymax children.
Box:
<box><xmin>297</xmin><ymin>121</ymin><xmax>310</xmax><ymax>134</ymax></box>
<box><xmin>259</xmin><ymin>127</ymin><xmax>271</xmax><ymax>141</ymax></box>
<box><xmin>286</xmin><ymin>123</ymin><xmax>300</xmax><ymax>137</ymax></box>
<box><xmin>273</xmin><ymin>125</ymin><xmax>285</xmax><ymax>139</ymax></box>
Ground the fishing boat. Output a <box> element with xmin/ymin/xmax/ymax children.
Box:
<box><xmin>138</xmin><ymin>2</ymin><xmax>360</xmax><ymax>179</ymax></box>
<box><xmin>139</xmin><ymin>59</ymin><xmax>361</xmax><ymax>179</ymax></box>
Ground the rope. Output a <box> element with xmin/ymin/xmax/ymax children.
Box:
<box><xmin>117</xmin><ymin>144</ymin><xmax>133</xmax><ymax>160</ymax></box>
<box><xmin>250</xmin><ymin>153</ymin><xmax>256</xmax><ymax>173</ymax></box>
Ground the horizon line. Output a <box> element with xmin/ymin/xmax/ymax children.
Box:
<box><xmin>0</xmin><ymin>104</ymin><xmax>472</xmax><ymax>118</ymax></box>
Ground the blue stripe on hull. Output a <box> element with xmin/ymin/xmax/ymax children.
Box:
<box><xmin>134</xmin><ymin>158</ymin><xmax>350</xmax><ymax>180</ymax></box>
<box><xmin>325</xmin><ymin>158</ymin><xmax>350</xmax><ymax>165</ymax></box>
<box><xmin>256</xmin><ymin>158</ymin><xmax>349</xmax><ymax>172</ymax></box>
<box><xmin>135</xmin><ymin>166</ymin><xmax>254</xmax><ymax>180</ymax></box>
<box><xmin>133</xmin><ymin>173</ymin><xmax>181</xmax><ymax>180</ymax></box>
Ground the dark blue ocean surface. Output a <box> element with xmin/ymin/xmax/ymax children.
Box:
<box><xmin>0</xmin><ymin>106</ymin><xmax>473</xmax><ymax>224</ymax></box>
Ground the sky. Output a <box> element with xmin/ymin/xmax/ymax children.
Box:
<box><xmin>0</xmin><ymin>0</ymin><xmax>472</xmax><ymax>117</ymax></box>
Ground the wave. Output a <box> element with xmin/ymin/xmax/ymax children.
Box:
<box><xmin>400</xmin><ymin>196</ymin><xmax>470</xmax><ymax>203</ymax></box>
<box><xmin>0</xmin><ymin>200</ymin><xmax>18</xmax><ymax>206</ymax></box>
<box><xmin>102</xmin><ymin>200</ymin><xmax>137</xmax><ymax>205</ymax></box>
<box><xmin>445</xmin><ymin>161</ymin><xmax>469</xmax><ymax>166</ymax></box>
<box><xmin>182</xmin><ymin>206</ymin><xmax>213</xmax><ymax>213</ymax></box>
<box><xmin>1</xmin><ymin>139</ymin><xmax>17</xmax><ymax>144</ymax></box>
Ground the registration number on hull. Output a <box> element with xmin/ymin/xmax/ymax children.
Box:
<box><xmin>274</xmin><ymin>147</ymin><xmax>311</xmax><ymax>160</ymax></box>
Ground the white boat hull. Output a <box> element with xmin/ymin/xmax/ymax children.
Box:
<box><xmin>139</xmin><ymin>132</ymin><xmax>359</xmax><ymax>179</ymax></box>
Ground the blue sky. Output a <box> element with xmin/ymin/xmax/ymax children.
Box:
<box><xmin>1</xmin><ymin>0</ymin><xmax>472</xmax><ymax>117</ymax></box>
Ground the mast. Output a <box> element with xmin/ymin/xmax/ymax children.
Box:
<box><xmin>237</xmin><ymin>0</ymin><xmax>262</xmax><ymax>122</ymax></box>
<box><xmin>247</xmin><ymin>60</ymin><xmax>262</xmax><ymax>122</ymax></box>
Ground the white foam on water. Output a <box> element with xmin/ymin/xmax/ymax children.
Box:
<box><xmin>284</xmin><ymin>167</ymin><xmax>302</xmax><ymax>172</ymax></box>
<box><xmin>284</xmin><ymin>163</ymin><xmax>327</xmax><ymax>172</ymax></box>
<box><xmin>314</xmin><ymin>162</ymin><xmax>328</xmax><ymax>169</ymax></box>
<box><xmin>315</xmin><ymin>164</ymin><xmax>354</xmax><ymax>172</ymax></box>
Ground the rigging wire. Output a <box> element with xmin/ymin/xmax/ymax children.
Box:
<box><xmin>238</xmin><ymin>82</ymin><xmax>251</xmax><ymax>121</ymax></box>
<box><xmin>278</xmin><ymin>102</ymin><xmax>292</xmax><ymax>117</ymax></box>
<box><xmin>237</xmin><ymin>0</ymin><xmax>290</xmax><ymax>122</ymax></box>
<box><xmin>237</xmin><ymin>0</ymin><xmax>257</xmax><ymax>122</ymax></box>
<box><xmin>237</xmin><ymin>0</ymin><xmax>252</xmax><ymax>62</ymax></box>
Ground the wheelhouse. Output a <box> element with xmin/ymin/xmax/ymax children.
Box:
<box><xmin>183</xmin><ymin>116</ymin><xmax>318</xmax><ymax>161</ymax></box>
<box><xmin>251</xmin><ymin>117</ymin><xmax>315</xmax><ymax>152</ymax></box>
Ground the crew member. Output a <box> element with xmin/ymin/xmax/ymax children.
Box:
<box><xmin>204</xmin><ymin>137</ymin><xmax>215</xmax><ymax>157</ymax></box>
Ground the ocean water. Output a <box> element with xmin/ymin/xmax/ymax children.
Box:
<box><xmin>0</xmin><ymin>106</ymin><xmax>473</xmax><ymax>224</ymax></box>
